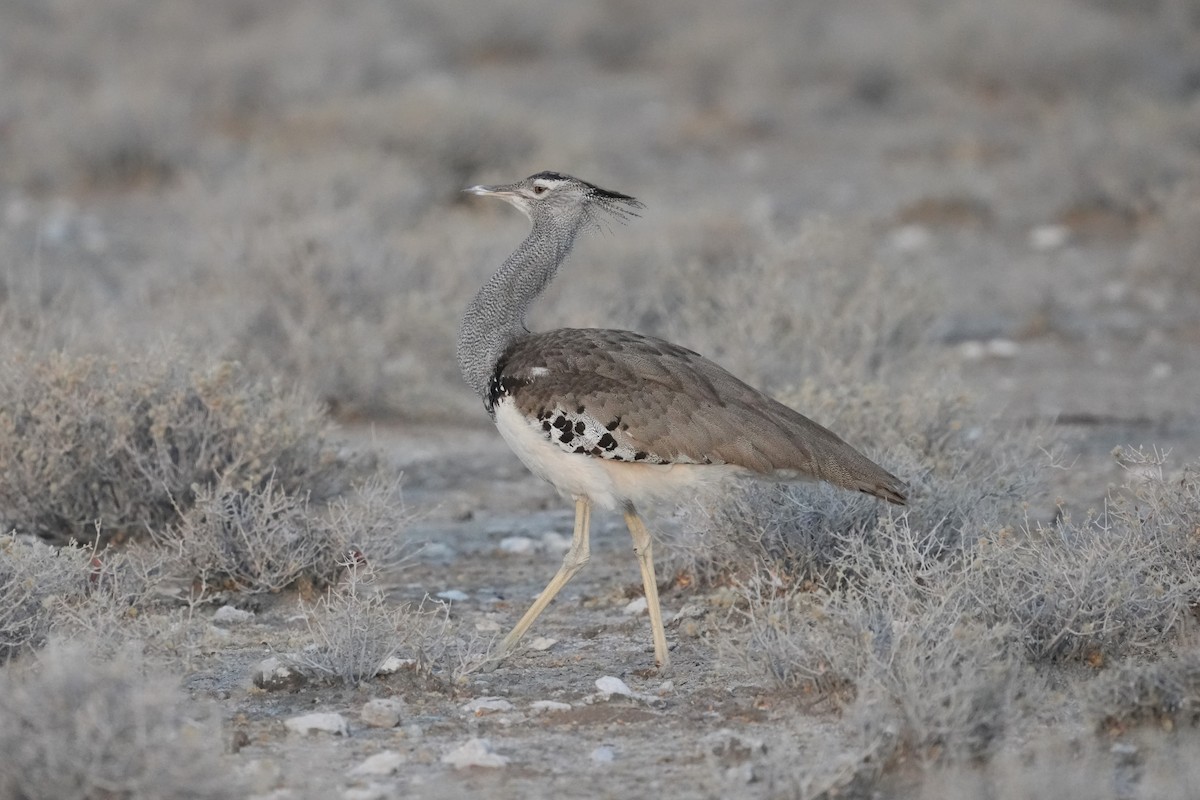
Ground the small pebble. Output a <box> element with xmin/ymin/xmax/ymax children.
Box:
<box><xmin>437</xmin><ymin>589</ymin><xmax>469</xmax><ymax>602</ymax></box>
<box><xmin>350</xmin><ymin>751</ymin><xmax>406</xmax><ymax>777</ymax></box>
<box><xmin>342</xmin><ymin>786</ymin><xmax>390</xmax><ymax>800</ymax></box>
<box><xmin>587</xmin><ymin>676</ymin><xmax>667</xmax><ymax>707</ymax></box>
<box><xmin>541</xmin><ymin>532</ymin><xmax>571</xmax><ymax>552</ymax></box>
<box><xmin>590</xmin><ymin>745</ymin><xmax>616</xmax><ymax>763</ymax></box>
<box><xmin>252</xmin><ymin>657</ymin><xmax>307</xmax><ymax>692</ymax></box>
<box><xmin>361</xmin><ymin>698</ymin><xmax>404</xmax><ymax>729</ymax></box>
<box><xmin>888</xmin><ymin>224</ymin><xmax>932</xmax><ymax>253</ymax></box>
<box><xmin>441</xmin><ymin>738</ymin><xmax>510</xmax><ymax>769</ymax></box>
<box><xmin>212</xmin><ymin>605</ymin><xmax>255</xmax><ymax>625</ymax></box>
<box><xmin>623</xmin><ymin>597</ymin><xmax>648</xmax><ymax>615</ymax></box>
<box><xmin>1029</xmin><ymin>224</ymin><xmax>1071</xmax><ymax>251</ymax></box>
<box><xmin>462</xmin><ymin>696</ymin><xmax>515</xmax><ymax>715</ymax></box>
<box><xmin>376</xmin><ymin>656</ymin><xmax>415</xmax><ymax>675</ymax></box>
<box><xmin>284</xmin><ymin>712</ymin><xmax>349</xmax><ymax>737</ymax></box>
<box><xmin>475</xmin><ymin>619</ymin><xmax>502</xmax><ymax>632</ymax></box>
<box><xmin>499</xmin><ymin>536</ymin><xmax>537</xmax><ymax>554</ymax></box>
<box><xmin>420</xmin><ymin>542</ymin><xmax>458</xmax><ymax>563</ymax></box>
<box><xmin>595</xmin><ymin>676</ymin><xmax>633</xmax><ymax>698</ymax></box>
<box><xmin>238</xmin><ymin>759</ymin><xmax>282</xmax><ymax>794</ymax></box>
<box><xmin>528</xmin><ymin>636</ymin><xmax>557</xmax><ymax>651</ymax></box>
<box><xmin>530</xmin><ymin>700</ymin><xmax>572</xmax><ymax>714</ymax></box>
<box><xmin>985</xmin><ymin>339</ymin><xmax>1019</xmax><ymax>358</ymax></box>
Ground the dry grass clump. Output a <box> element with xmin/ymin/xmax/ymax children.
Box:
<box><xmin>287</xmin><ymin>559</ymin><xmax>448</xmax><ymax>684</ymax></box>
<box><xmin>0</xmin><ymin>534</ymin><xmax>204</xmax><ymax>663</ymax></box>
<box><xmin>974</xmin><ymin>448</ymin><xmax>1199</xmax><ymax>663</ymax></box>
<box><xmin>0</xmin><ymin>640</ymin><xmax>236</xmax><ymax>800</ymax></box>
<box><xmin>0</xmin><ymin>351</ymin><xmax>367</xmax><ymax>546</ymax></box>
<box><xmin>168</xmin><ymin>475</ymin><xmax>413</xmax><ymax>597</ymax></box>
<box><xmin>1086</xmin><ymin>649</ymin><xmax>1200</xmax><ymax>733</ymax></box>
<box><xmin>735</xmin><ymin>518</ymin><xmax>1030</xmax><ymax>764</ymax></box>
<box><xmin>0</xmin><ymin>537</ymin><xmax>91</xmax><ymax>660</ymax></box>
<box><xmin>622</xmin><ymin>217</ymin><xmax>937</xmax><ymax>392</ymax></box>
<box><xmin>226</xmin><ymin>233</ymin><xmax>468</xmax><ymax>420</ymax></box>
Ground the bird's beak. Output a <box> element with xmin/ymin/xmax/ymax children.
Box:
<box><xmin>465</xmin><ymin>183</ymin><xmax>514</xmax><ymax>197</ymax></box>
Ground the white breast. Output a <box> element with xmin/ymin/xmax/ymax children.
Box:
<box><xmin>493</xmin><ymin>398</ymin><xmax>746</xmax><ymax>511</ymax></box>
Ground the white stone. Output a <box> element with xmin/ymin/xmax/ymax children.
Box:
<box><xmin>419</xmin><ymin>542</ymin><xmax>457</xmax><ymax>563</ymax></box>
<box><xmin>529</xmin><ymin>700</ymin><xmax>572</xmax><ymax>714</ymax></box>
<box><xmin>541</xmin><ymin>531</ymin><xmax>571</xmax><ymax>552</ymax></box>
<box><xmin>623</xmin><ymin>597</ymin><xmax>648</xmax><ymax>615</ymax></box>
<box><xmin>594</xmin><ymin>676</ymin><xmax>633</xmax><ymax>698</ymax></box>
<box><xmin>375</xmin><ymin>656</ymin><xmax>415</xmax><ymax>675</ymax></box>
<box><xmin>499</xmin><ymin>536</ymin><xmax>537</xmax><ymax>554</ymax></box>
<box><xmin>462</xmin><ymin>696</ymin><xmax>515</xmax><ymax>714</ymax></box>
<box><xmin>436</xmin><ymin>589</ymin><xmax>469</xmax><ymax>602</ymax></box>
<box><xmin>213</xmin><ymin>605</ymin><xmax>255</xmax><ymax>625</ymax></box>
<box><xmin>350</xmin><ymin>751</ymin><xmax>406</xmax><ymax>777</ymax></box>
<box><xmin>958</xmin><ymin>341</ymin><xmax>987</xmax><ymax>361</ymax></box>
<box><xmin>985</xmin><ymin>339</ymin><xmax>1020</xmax><ymax>358</ymax></box>
<box><xmin>360</xmin><ymin>698</ymin><xmax>404</xmax><ymax>728</ymax></box>
<box><xmin>587</xmin><ymin>676</ymin><xmax>666</xmax><ymax>707</ymax></box>
<box><xmin>441</xmin><ymin>738</ymin><xmax>510</xmax><ymax>769</ymax></box>
<box><xmin>889</xmin><ymin>224</ymin><xmax>932</xmax><ymax>253</ymax></box>
<box><xmin>247</xmin><ymin>791</ymin><xmax>297</xmax><ymax>800</ymax></box>
<box><xmin>1029</xmin><ymin>224</ymin><xmax>1071</xmax><ymax>251</ymax></box>
<box><xmin>252</xmin><ymin>657</ymin><xmax>307</xmax><ymax>692</ymax></box>
<box><xmin>284</xmin><ymin>712</ymin><xmax>349</xmax><ymax>737</ymax></box>
<box><xmin>342</xmin><ymin>786</ymin><xmax>391</xmax><ymax>800</ymax></box>
<box><xmin>590</xmin><ymin>745</ymin><xmax>616</xmax><ymax>763</ymax></box>
<box><xmin>475</xmin><ymin>618</ymin><xmax>502</xmax><ymax>632</ymax></box>
<box><xmin>238</xmin><ymin>759</ymin><xmax>282</xmax><ymax>794</ymax></box>
<box><xmin>528</xmin><ymin>636</ymin><xmax>557</xmax><ymax>651</ymax></box>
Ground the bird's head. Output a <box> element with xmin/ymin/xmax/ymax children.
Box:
<box><xmin>466</xmin><ymin>171</ymin><xmax>643</xmax><ymax>230</ymax></box>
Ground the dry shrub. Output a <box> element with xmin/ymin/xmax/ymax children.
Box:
<box><xmin>0</xmin><ymin>640</ymin><xmax>236</xmax><ymax>800</ymax></box>
<box><xmin>622</xmin><ymin>217</ymin><xmax>937</xmax><ymax>391</ymax></box>
<box><xmin>0</xmin><ymin>537</ymin><xmax>90</xmax><ymax>660</ymax></box>
<box><xmin>168</xmin><ymin>474</ymin><xmax>413</xmax><ymax>597</ymax></box>
<box><xmin>972</xmin><ymin>448</ymin><xmax>1200</xmax><ymax>663</ymax></box>
<box><xmin>0</xmin><ymin>534</ymin><xmax>203</xmax><ymax>663</ymax></box>
<box><xmin>226</xmin><ymin>234</ymin><xmax>466</xmax><ymax>420</ymax></box>
<box><xmin>0</xmin><ymin>351</ymin><xmax>368</xmax><ymax>546</ymax></box>
<box><xmin>1087</xmin><ymin>649</ymin><xmax>1200</xmax><ymax>733</ymax></box>
<box><xmin>734</xmin><ymin>518</ymin><xmax>1031</xmax><ymax>766</ymax></box>
<box><xmin>287</xmin><ymin>559</ymin><xmax>449</xmax><ymax>684</ymax></box>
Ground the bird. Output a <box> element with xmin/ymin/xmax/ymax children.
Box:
<box><xmin>458</xmin><ymin>171</ymin><xmax>906</xmax><ymax>672</ymax></box>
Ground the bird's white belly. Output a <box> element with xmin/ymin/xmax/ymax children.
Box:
<box><xmin>493</xmin><ymin>398</ymin><xmax>745</xmax><ymax>511</ymax></box>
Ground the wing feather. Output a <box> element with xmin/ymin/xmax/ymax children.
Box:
<box><xmin>495</xmin><ymin>329</ymin><xmax>907</xmax><ymax>503</ymax></box>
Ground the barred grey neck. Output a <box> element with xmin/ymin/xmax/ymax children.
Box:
<box><xmin>457</xmin><ymin>216</ymin><xmax>582</xmax><ymax>402</ymax></box>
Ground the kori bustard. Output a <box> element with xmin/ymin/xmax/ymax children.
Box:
<box><xmin>458</xmin><ymin>171</ymin><xmax>906</xmax><ymax>672</ymax></box>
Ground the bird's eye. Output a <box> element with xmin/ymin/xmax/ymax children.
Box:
<box><xmin>532</xmin><ymin>185</ymin><xmax>547</xmax><ymax>195</ymax></box>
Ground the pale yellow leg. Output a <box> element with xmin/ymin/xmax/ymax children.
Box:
<box><xmin>490</xmin><ymin>497</ymin><xmax>591</xmax><ymax>665</ymax></box>
<box><xmin>624</xmin><ymin>508</ymin><xmax>670</xmax><ymax>671</ymax></box>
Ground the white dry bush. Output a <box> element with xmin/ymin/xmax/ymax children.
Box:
<box><xmin>0</xmin><ymin>536</ymin><xmax>90</xmax><ymax>660</ymax></box>
<box><xmin>1085</xmin><ymin>648</ymin><xmax>1200</xmax><ymax>733</ymax></box>
<box><xmin>735</xmin><ymin>517</ymin><xmax>1031</xmax><ymax>766</ymax></box>
<box><xmin>0</xmin><ymin>640</ymin><xmax>236</xmax><ymax>800</ymax></box>
<box><xmin>972</xmin><ymin>448</ymin><xmax>1200</xmax><ymax>663</ymax></box>
<box><xmin>288</xmin><ymin>558</ymin><xmax>449</xmax><ymax>684</ymax></box>
<box><xmin>0</xmin><ymin>535</ymin><xmax>177</xmax><ymax>663</ymax></box>
<box><xmin>0</xmin><ymin>350</ymin><xmax>369</xmax><ymax>546</ymax></box>
<box><xmin>167</xmin><ymin>473</ymin><xmax>414</xmax><ymax>597</ymax></box>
